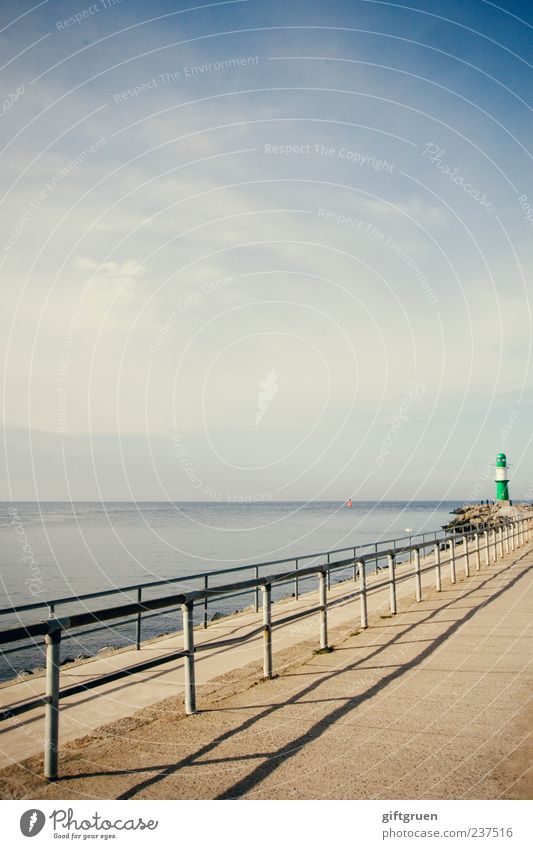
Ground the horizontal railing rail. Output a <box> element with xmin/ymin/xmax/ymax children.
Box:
<box><xmin>0</xmin><ymin>519</ymin><xmax>497</xmax><ymax>664</ymax></box>
<box><xmin>0</xmin><ymin>515</ymin><xmax>529</xmax><ymax>782</ymax></box>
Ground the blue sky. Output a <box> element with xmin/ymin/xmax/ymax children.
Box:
<box><xmin>0</xmin><ymin>0</ymin><xmax>532</xmax><ymax>500</ymax></box>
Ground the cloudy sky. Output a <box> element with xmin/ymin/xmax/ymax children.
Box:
<box><xmin>0</xmin><ymin>0</ymin><xmax>532</xmax><ymax>501</ymax></box>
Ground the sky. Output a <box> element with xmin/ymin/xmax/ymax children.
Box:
<box><xmin>0</xmin><ymin>0</ymin><xmax>532</xmax><ymax>501</ymax></box>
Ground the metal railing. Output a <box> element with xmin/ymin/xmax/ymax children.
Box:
<box><xmin>0</xmin><ymin>519</ymin><xmax>495</xmax><ymax>668</ymax></box>
<box><xmin>0</xmin><ymin>516</ymin><xmax>529</xmax><ymax>781</ymax></box>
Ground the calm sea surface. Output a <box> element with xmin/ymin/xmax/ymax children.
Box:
<box><xmin>0</xmin><ymin>501</ymin><xmax>459</xmax><ymax>678</ymax></box>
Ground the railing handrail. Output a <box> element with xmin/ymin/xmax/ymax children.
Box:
<box><xmin>0</xmin><ymin>519</ymin><xmax>494</xmax><ymax>619</ymax></box>
<box><xmin>1</xmin><ymin>515</ymin><xmax>530</xmax><ymax>782</ymax></box>
<box><xmin>0</xmin><ymin>522</ymin><xmax>509</xmax><ymax>647</ymax></box>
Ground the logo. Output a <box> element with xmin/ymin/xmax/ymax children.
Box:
<box><xmin>256</xmin><ymin>368</ymin><xmax>279</xmax><ymax>425</ymax></box>
<box><xmin>20</xmin><ymin>810</ymin><xmax>46</xmax><ymax>837</ymax></box>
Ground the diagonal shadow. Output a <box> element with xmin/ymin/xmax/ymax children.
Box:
<box><xmin>216</xmin><ymin>559</ymin><xmax>532</xmax><ymax>800</ymax></box>
<box><xmin>114</xmin><ymin>558</ymin><xmax>531</xmax><ymax>797</ymax></box>
<box><xmin>57</xmin><ymin>555</ymin><xmax>529</xmax><ymax>798</ymax></box>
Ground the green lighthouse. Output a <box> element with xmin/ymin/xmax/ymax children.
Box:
<box><xmin>495</xmin><ymin>452</ymin><xmax>510</xmax><ymax>503</ymax></box>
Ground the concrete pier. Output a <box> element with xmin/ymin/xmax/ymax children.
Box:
<box><xmin>0</xmin><ymin>539</ymin><xmax>531</xmax><ymax>799</ymax></box>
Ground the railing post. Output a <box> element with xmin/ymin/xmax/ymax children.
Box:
<box><xmin>492</xmin><ymin>527</ymin><xmax>498</xmax><ymax>561</ymax></box>
<box><xmin>499</xmin><ymin>526</ymin><xmax>504</xmax><ymax>558</ymax></box>
<box><xmin>203</xmin><ymin>575</ymin><xmax>208</xmax><ymax>629</ymax></box>
<box><xmin>475</xmin><ymin>532</ymin><xmax>481</xmax><ymax>571</ymax></box>
<box><xmin>434</xmin><ymin>542</ymin><xmax>441</xmax><ymax>592</ymax></box>
<box><xmin>358</xmin><ymin>560</ymin><xmax>367</xmax><ymax>628</ymax></box>
<box><xmin>504</xmin><ymin>524</ymin><xmax>509</xmax><ymax>555</ymax></box>
<box><xmin>484</xmin><ymin>529</ymin><xmax>489</xmax><ymax>566</ymax></box>
<box><xmin>254</xmin><ymin>566</ymin><xmax>259</xmax><ymax>613</ymax></box>
<box><xmin>182</xmin><ymin>602</ymin><xmax>196</xmax><ymax>714</ymax></box>
<box><xmin>294</xmin><ymin>559</ymin><xmax>299</xmax><ymax>601</ymax></box>
<box><xmin>510</xmin><ymin>522</ymin><xmax>515</xmax><ymax>552</ymax></box>
<box><xmin>387</xmin><ymin>552</ymin><xmax>397</xmax><ymax>615</ymax></box>
<box><xmin>319</xmin><ymin>570</ymin><xmax>328</xmax><ymax>649</ymax></box>
<box><xmin>136</xmin><ymin>587</ymin><xmax>142</xmax><ymax>649</ymax></box>
<box><xmin>327</xmin><ymin>553</ymin><xmax>331</xmax><ymax>591</ymax></box>
<box><xmin>261</xmin><ymin>584</ymin><xmax>272</xmax><ymax>678</ymax></box>
<box><xmin>44</xmin><ymin>625</ymin><xmax>61</xmax><ymax>781</ymax></box>
<box><xmin>414</xmin><ymin>547</ymin><xmax>422</xmax><ymax>602</ymax></box>
<box><xmin>450</xmin><ymin>537</ymin><xmax>456</xmax><ymax>584</ymax></box>
<box><xmin>463</xmin><ymin>534</ymin><xmax>470</xmax><ymax>578</ymax></box>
